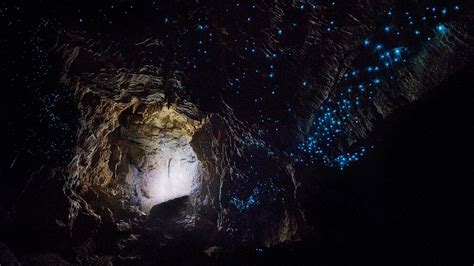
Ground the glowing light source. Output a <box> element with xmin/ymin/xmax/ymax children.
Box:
<box><xmin>145</xmin><ymin>146</ymin><xmax>200</xmax><ymax>206</ymax></box>
<box><xmin>436</xmin><ymin>24</ymin><xmax>448</xmax><ymax>34</ymax></box>
<box><xmin>132</xmin><ymin>106</ymin><xmax>202</xmax><ymax>211</ymax></box>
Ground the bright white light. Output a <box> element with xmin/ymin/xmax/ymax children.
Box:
<box><xmin>140</xmin><ymin>144</ymin><xmax>200</xmax><ymax>210</ymax></box>
<box><xmin>124</xmin><ymin>106</ymin><xmax>202</xmax><ymax>212</ymax></box>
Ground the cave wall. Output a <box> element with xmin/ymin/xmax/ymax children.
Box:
<box><xmin>53</xmin><ymin>0</ymin><xmax>474</xmax><ymax>249</ymax></box>
<box><xmin>2</xmin><ymin>1</ymin><xmax>473</xmax><ymax>264</ymax></box>
<box><xmin>54</xmin><ymin>29</ymin><xmax>310</xmax><ymax>249</ymax></box>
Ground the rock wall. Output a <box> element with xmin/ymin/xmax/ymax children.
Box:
<box><xmin>8</xmin><ymin>0</ymin><xmax>470</xmax><ymax>263</ymax></box>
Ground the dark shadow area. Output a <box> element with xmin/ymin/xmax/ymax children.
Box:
<box><xmin>226</xmin><ymin>65</ymin><xmax>473</xmax><ymax>265</ymax></box>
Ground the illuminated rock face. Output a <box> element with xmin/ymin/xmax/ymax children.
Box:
<box><xmin>120</xmin><ymin>106</ymin><xmax>202</xmax><ymax>211</ymax></box>
<box><xmin>50</xmin><ymin>1</ymin><xmax>474</xmax><ymax>262</ymax></box>
<box><xmin>141</xmin><ymin>145</ymin><xmax>200</xmax><ymax>208</ymax></box>
<box><xmin>62</xmin><ymin>64</ymin><xmax>206</xmax><ymax>215</ymax></box>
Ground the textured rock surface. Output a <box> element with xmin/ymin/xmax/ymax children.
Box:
<box><xmin>0</xmin><ymin>242</ymin><xmax>21</xmax><ymax>266</ymax></box>
<box><xmin>1</xmin><ymin>0</ymin><xmax>473</xmax><ymax>264</ymax></box>
<box><xmin>50</xmin><ymin>0</ymin><xmax>474</xmax><ymax>261</ymax></box>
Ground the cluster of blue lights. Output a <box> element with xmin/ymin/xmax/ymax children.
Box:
<box><xmin>231</xmin><ymin>186</ymin><xmax>261</xmax><ymax>211</ymax></box>
<box><xmin>298</xmin><ymin>3</ymin><xmax>460</xmax><ymax>170</ymax></box>
<box><xmin>325</xmin><ymin>148</ymin><xmax>367</xmax><ymax>170</ymax></box>
<box><xmin>89</xmin><ymin>0</ymin><xmax>458</xmax><ymax>215</ymax></box>
<box><xmin>229</xmin><ymin>166</ymin><xmax>287</xmax><ymax>211</ymax></box>
<box><xmin>180</xmin><ymin>0</ymin><xmax>346</xmax><ymax>134</ymax></box>
<box><xmin>162</xmin><ymin>1</ymin><xmax>462</xmax><ymax>211</ymax></box>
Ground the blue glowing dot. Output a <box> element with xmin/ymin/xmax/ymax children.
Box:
<box><xmin>436</xmin><ymin>24</ymin><xmax>448</xmax><ymax>34</ymax></box>
<box><xmin>375</xmin><ymin>44</ymin><xmax>383</xmax><ymax>50</ymax></box>
<box><xmin>363</xmin><ymin>39</ymin><xmax>370</xmax><ymax>46</ymax></box>
<box><xmin>384</xmin><ymin>26</ymin><xmax>391</xmax><ymax>32</ymax></box>
<box><xmin>277</xmin><ymin>29</ymin><xmax>283</xmax><ymax>35</ymax></box>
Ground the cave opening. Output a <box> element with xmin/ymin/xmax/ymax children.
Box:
<box><xmin>139</xmin><ymin>139</ymin><xmax>201</xmax><ymax>210</ymax></box>
<box><xmin>119</xmin><ymin>104</ymin><xmax>203</xmax><ymax>212</ymax></box>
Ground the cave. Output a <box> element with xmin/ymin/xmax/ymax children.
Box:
<box><xmin>114</xmin><ymin>105</ymin><xmax>203</xmax><ymax>211</ymax></box>
<box><xmin>1</xmin><ymin>0</ymin><xmax>473</xmax><ymax>265</ymax></box>
<box><xmin>66</xmin><ymin>87</ymin><xmax>213</xmax><ymax>219</ymax></box>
